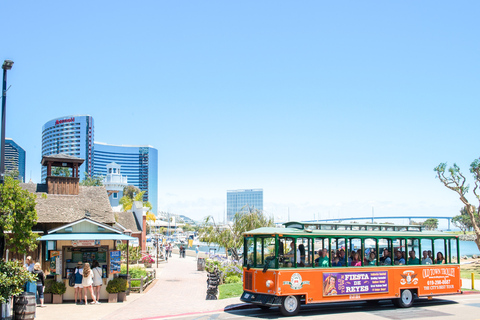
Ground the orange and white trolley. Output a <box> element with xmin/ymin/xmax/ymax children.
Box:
<box><xmin>240</xmin><ymin>222</ymin><xmax>461</xmax><ymax>316</ymax></box>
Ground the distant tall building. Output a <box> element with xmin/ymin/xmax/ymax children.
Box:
<box><xmin>4</xmin><ymin>138</ymin><xmax>26</xmax><ymax>182</ymax></box>
<box><xmin>93</xmin><ymin>142</ymin><xmax>158</xmax><ymax>214</ymax></box>
<box><xmin>41</xmin><ymin>115</ymin><xmax>94</xmax><ymax>182</ymax></box>
<box><xmin>226</xmin><ymin>189</ymin><xmax>263</xmax><ymax>222</ymax></box>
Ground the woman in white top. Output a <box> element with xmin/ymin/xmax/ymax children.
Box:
<box><xmin>82</xmin><ymin>263</ymin><xmax>98</xmax><ymax>305</ymax></box>
<box><xmin>91</xmin><ymin>261</ymin><xmax>103</xmax><ymax>301</ymax></box>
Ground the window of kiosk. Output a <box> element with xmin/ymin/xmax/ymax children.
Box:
<box><xmin>62</xmin><ymin>246</ymin><xmax>109</xmax><ymax>279</ymax></box>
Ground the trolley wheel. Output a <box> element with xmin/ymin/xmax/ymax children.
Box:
<box><xmin>279</xmin><ymin>295</ymin><xmax>300</xmax><ymax>316</ymax></box>
<box><xmin>393</xmin><ymin>289</ymin><xmax>414</xmax><ymax>308</ymax></box>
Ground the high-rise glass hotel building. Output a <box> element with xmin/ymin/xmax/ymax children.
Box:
<box><xmin>41</xmin><ymin>115</ymin><xmax>94</xmax><ymax>181</ymax></box>
<box><xmin>93</xmin><ymin>142</ymin><xmax>158</xmax><ymax>214</ymax></box>
<box><xmin>5</xmin><ymin>138</ymin><xmax>26</xmax><ymax>182</ymax></box>
<box><xmin>226</xmin><ymin>189</ymin><xmax>263</xmax><ymax>222</ymax></box>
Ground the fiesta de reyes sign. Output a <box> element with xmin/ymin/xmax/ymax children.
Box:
<box><xmin>322</xmin><ymin>271</ymin><xmax>389</xmax><ymax>296</ymax></box>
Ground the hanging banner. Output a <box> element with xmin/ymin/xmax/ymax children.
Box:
<box><xmin>323</xmin><ymin>271</ymin><xmax>388</xmax><ymax>296</ymax></box>
<box><xmin>110</xmin><ymin>250</ymin><xmax>121</xmax><ymax>274</ymax></box>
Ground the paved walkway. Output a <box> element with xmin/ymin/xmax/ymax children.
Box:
<box><xmin>36</xmin><ymin>253</ymin><xmax>242</xmax><ymax>320</ymax></box>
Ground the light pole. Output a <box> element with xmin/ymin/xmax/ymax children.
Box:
<box><xmin>1</xmin><ymin>60</ymin><xmax>14</xmax><ymax>185</ymax></box>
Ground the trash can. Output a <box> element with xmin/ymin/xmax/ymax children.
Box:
<box><xmin>118</xmin><ymin>274</ymin><xmax>132</xmax><ymax>295</ymax></box>
<box><xmin>197</xmin><ymin>258</ymin><xmax>206</xmax><ymax>271</ymax></box>
<box><xmin>14</xmin><ymin>292</ymin><xmax>35</xmax><ymax>320</ymax></box>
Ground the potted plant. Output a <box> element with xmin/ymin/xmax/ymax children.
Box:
<box><xmin>43</xmin><ymin>279</ymin><xmax>55</xmax><ymax>303</ymax></box>
<box><xmin>141</xmin><ymin>254</ymin><xmax>154</xmax><ymax>268</ymax></box>
<box><xmin>50</xmin><ymin>281</ymin><xmax>66</xmax><ymax>304</ymax></box>
<box><xmin>0</xmin><ymin>260</ymin><xmax>36</xmax><ymax>318</ymax></box>
<box><xmin>116</xmin><ymin>278</ymin><xmax>128</xmax><ymax>302</ymax></box>
<box><xmin>106</xmin><ymin>278</ymin><xmax>125</xmax><ymax>303</ymax></box>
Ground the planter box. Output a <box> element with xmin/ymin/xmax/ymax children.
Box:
<box><xmin>118</xmin><ymin>292</ymin><xmax>126</xmax><ymax>302</ymax></box>
<box><xmin>108</xmin><ymin>293</ymin><xmax>118</xmax><ymax>303</ymax></box>
<box><xmin>52</xmin><ymin>294</ymin><xmax>63</xmax><ymax>304</ymax></box>
<box><xmin>44</xmin><ymin>293</ymin><xmax>52</xmax><ymax>304</ymax></box>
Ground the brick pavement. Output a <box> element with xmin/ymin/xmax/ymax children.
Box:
<box><xmin>102</xmin><ymin>253</ymin><xmax>243</xmax><ymax>320</ymax></box>
<box><xmin>35</xmin><ymin>253</ymin><xmax>244</xmax><ymax>320</ymax></box>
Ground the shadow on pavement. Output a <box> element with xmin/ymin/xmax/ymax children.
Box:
<box><xmin>223</xmin><ymin>298</ymin><xmax>458</xmax><ymax>319</ymax></box>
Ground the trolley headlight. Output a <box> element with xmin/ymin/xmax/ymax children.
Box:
<box><xmin>266</xmin><ymin>280</ymin><xmax>274</xmax><ymax>288</ymax></box>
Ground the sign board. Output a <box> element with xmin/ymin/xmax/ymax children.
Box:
<box><xmin>50</xmin><ymin>251</ymin><xmax>62</xmax><ymax>275</ymax></box>
<box><xmin>72</xmin><ymin>240</ymin><xmax>101</xmax><ymax>247</ymax></box>
<box><xmin>110</xmin><ymin>250</ymin><xmax>121</xmax><ymax>274</ymax></box>
<box><xmin>322</xmin><ymin>271</ymin><xmax>388</xmax><ymax>296</ymax></box>
<box><xmin>129</xmin><ymin>238</ymin><xmax>139</xmax><ymax>247</ymax></box>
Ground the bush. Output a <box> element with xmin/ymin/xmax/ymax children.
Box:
<box><xmin>224</xmin><ymin>275</ymin><xmax>241</xmax><ymax>284</ymax></box>
<box><xmin>141</xmin><ymin>254</ymin><xmax>154</xmax><ymax>264</ymax></box>
<box><xmin>106</xmin><ymin>277</ymin><xmax>128</xmax><ymax>293</ymax></box>
<box><xmin>44</xmin><ymin>279</ymin><xmax>55</xmax><ymax>294</ymax></box>
<box><xmin>0</xmin><ymin>260</ymin><xmax>37</xmax><ymax>304</ymax></box>
<box><xmin>205</xmin><ymin>255</ymin><xmax>242</xmax><ymax>284</ymax></box>
<box><xmin>50</xmin><ymin>281</ymin><xmax>67</xmax><ymax>295</ymax></box>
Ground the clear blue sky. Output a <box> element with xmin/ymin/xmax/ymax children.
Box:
<box><xmin>2</xmin><ymin>1</ymin><xmax>479</xmax><ymax>225</ymax></box>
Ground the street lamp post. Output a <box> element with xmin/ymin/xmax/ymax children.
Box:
<box><xmin>1</xmin><ymin>60</ymin><xmax>14</xmax><ymax>185</ymax></box>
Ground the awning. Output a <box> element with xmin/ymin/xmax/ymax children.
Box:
<box><xmin>38</xmin><ymin>233</ymin><xmax>137</xmax><ymax>241</ymax></box>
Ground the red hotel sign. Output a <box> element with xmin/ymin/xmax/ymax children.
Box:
<box><xmin>55</xmin><ymin>117</ymin><xmax>75</xmax><ymax>125</ymax></box>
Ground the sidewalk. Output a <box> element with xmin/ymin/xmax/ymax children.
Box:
<box><xmin>461</xmin><ymin>278</ymin><xmax>480</xmax><ymax>290</ymax></box>
<box><xmin>36</xmin><ymin>253</ymin><xmax>242</xmax><ymax>320</ymax></box>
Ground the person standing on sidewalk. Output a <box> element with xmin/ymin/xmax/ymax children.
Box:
<box><xmin>195</xmin><ymin>245</ymin><xmax>200</xmax><ymax>260</ymax></box>
<box><xmin>91</xmin><ymin>261</ymin><xmax>103</xmax><ymax>303</ymax></box>
<box><xmin>33</xmin><ymin>263</ymin><xmax>45</xmax><ymax>307</ymax></box>
<box><xmin>82</xmin><ymin>263</ymin><xmax>98</xmax><ymax>305</ymax></box>
<box><xmin>74</xmin><ymin>261</ymin><xmax>84</xmax><ymax>305</ymax></box>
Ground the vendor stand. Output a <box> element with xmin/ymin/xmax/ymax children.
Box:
<box><xmin>38</xmin><ymin>218</ymin><xmax>135</xmax><ymax>301</ymax></box>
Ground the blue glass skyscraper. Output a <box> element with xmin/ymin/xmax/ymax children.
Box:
<box><xmin>93</xmin><ymin>142</ymin><xmax>158</xmax><ymax>214</ymax></box>
<box><xmin>226</xmin><ymin>189</ymin><xmax>263</xmax><ymax>222</ymax></box>
<box><xmin>5</xmin><ymin>138</ymin><xmax>26</xmax><ymax>182</ymax></box>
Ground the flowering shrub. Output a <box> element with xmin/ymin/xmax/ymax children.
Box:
<box><xmin>205</xmin><ymin>254</ymin><xmax>242</xmax><ymax>284</ymax></box>
<box><xmin>141</xmin><ymin>254</ymin><xmax>154</xmax><ymax>264</ymax></box>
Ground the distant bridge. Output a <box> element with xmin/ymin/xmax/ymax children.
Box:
<box><xmin>305</xmin><ymin>216</ymin><xmax>454</xmax><ymax>230</ymax></box>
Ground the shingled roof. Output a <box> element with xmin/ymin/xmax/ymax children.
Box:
<box><xmin>20</xmin><ymin>182</ymin><xmax>115</xmax><ymax>224</ymax></box>
<box><xmin>115</xmin><ymin>212</ymin><xmax>141</xmax><ymax>233</ymax></box>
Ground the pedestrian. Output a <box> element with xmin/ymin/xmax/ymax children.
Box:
<box><xmin>91</xmin><ymin>261</ymin><xmax>103</xmax><ymax>303</ymax></box>
<box><xmin>74</xmin><ymin>261</ymin><xmax>85</xmax><ymax>304</ymax></box>
<box><xmin>33</xmin><ymin>263</ymin><xmax>46</xmax><ymax>307</ymax></box>
<box><xmin>179</xmin><ymin>245</ymin><xmax>183</xmax><ymax>258</ymax></box>
<box><xmin>195</xmin><ymin>245</ymin><xmax>200</xmax><ymax>260</ymax></box>
<box><xmin>24</xmin><ymin>256</ymin><xmax>35</xmax><ymax>272</ymax></box>
<box><xmin>82</xmin><ymin>262</ymin><xmax>98</xmax><ymax>305</ymax></box>
<box><xmin>169</xmin><ymin>243</ymin><xmax>172</xmax><ymax>257</ymax></box>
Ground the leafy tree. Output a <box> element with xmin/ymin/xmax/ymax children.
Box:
<box><xmin>79</xmin><ymin>172</ymin><xmax>103</xmax><ymax>186</ymax></box>
<box><xmin>0</xmin><ymin>260</ymin><xmax>37</xmax><ymax>304</ymax></box>
<box><xmin>52</xmin><ymin>167</ymin><xmax>71</xmax><ymax>177</ymax></box>
<box><xmin>423</xmin><ymin>218</ymin><xmax>439</xmax><ymax>231</ymax></box>
<box><xmin>452</xmin><ymin>206</ymin><xmax>479</xmax><ymax>234</ymax></box>
<box><xmin>117</xmin><ymin>243</ymin><xmax>141</xmax><ymax>263</ymax></box>
<box><xmin>123</xmin><ymin>185</ymin><xmax>140</xmax><ymax>199</ymax></box>
<box><xmin>120</xmin><ymin>190</ymin><xmax>152</xmax><ymax>212</ymax></box>
<box><xmin>434</xmin><ymin>161</ymin><xmax>480</xmax><ymax>250</ymax></box>
<box><xmin>0</xmin><ymin>176</ymin><xmax>38</xmax><ymax>259</ymax></box>
<box><xmin>146</xmin><ymin>212</ymin><xmax>156</xmax><ymax>234</ymax></box>
<box><xmin>200</xmin><ymin>208</ymin><xmax>274</xmax><ymax>260</ymax></box>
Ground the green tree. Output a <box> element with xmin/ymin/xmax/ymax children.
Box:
<box><xmin>120</xmin><ymin>190</ymin><xmax>152</xmax><ymax>212</ymax></box>
<box><xmin>452</xmin><ymin>206</ymin><xmax>479</xmax><ymax>234</ymax></box>
<box><xmin>200</xmin><ymin>208</ymin><xmax>274</xmax><ymax>260</ymax></box>
<box><xmin>423</xmin><ymin>218</ymin><xmax>439</xmax><ymax>231</ymax></box>
<box><xmin>79</xmin><ymin>172</ymin><xmax>103</xmax><ymax>186</ymax></box>
<box><xmin>0</xmin><ymin>176</ymin><xmax>38</xmax><ymax>259</ymax></box>
<box><xmin>0</xmin><ymin>260</ymin><xmax>37</xmax><ymax>304</ymax></box>
<box><xmin>52</xmin><ymin>167</ymin><xmax>71</xmax><ymax>177</ymax></box>
<box><xmin>434</xmin><ymin>161</ymin><xmax>480</xmax><ymax>250</ymax></box>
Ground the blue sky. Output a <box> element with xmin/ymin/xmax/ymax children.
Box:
<box><xmin>2</xmin><ymin>1</ymin><xmax>479</xmax><ymax>225</ymax></box>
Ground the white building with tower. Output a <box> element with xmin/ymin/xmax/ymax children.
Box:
<box><xmin>103</xmin><ymin>162</ymin><xmax>128</xmax><ymax>211</ymax></box>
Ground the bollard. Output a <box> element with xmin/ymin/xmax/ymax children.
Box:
<box><xmin>472</xmin><ymin>272</ymin><xmax>475</xmax><ymax>290</ymax></box>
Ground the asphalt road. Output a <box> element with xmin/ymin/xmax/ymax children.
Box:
<box><xmin>167</xmin><ymin>293</ymin><xmax>480</xmax><ymax>320</ymax></box>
